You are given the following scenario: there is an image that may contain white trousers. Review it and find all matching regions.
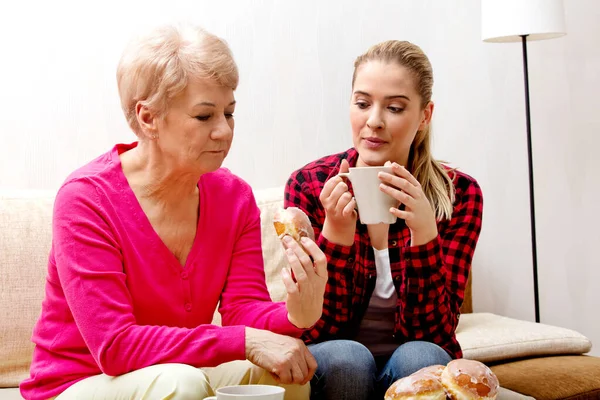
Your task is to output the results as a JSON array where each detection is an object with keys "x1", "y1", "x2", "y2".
[{"x1": 53, "y1": 360, "x2": 310, "y2": 400}]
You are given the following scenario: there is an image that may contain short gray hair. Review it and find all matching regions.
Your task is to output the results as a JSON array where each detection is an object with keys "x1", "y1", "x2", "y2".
[{"x1": 117, "y1": 24, "x2": 239, "y2": 134}]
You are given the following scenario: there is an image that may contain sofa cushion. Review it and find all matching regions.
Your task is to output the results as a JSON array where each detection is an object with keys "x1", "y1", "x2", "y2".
[
  {"x1": 0, "y1": 190, "x2": 55, "y2": 388},
  {"x1": 456, "y1": 313, "x2": 592, "y2": 363},
  {"x1": 254, "y1": 187, "x2": 288, "y2": 303},
  {"x1": 490, "y1": 355, "x2": 600, "y2": 400}
]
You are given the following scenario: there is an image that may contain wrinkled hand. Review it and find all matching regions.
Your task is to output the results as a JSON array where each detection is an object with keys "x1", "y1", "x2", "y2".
[
  {"x1": 245, "y1": 327, "x2": 317, "y2": 384},
  {"x1": 378, "y1": 162, "x2": 438, "y2": 246},
  {"x1": 281, "y1": 236, "x2": 327, "y2": 329},
  {"x1": 320, "y1": 159, "x2": 357, "y2": 246}
]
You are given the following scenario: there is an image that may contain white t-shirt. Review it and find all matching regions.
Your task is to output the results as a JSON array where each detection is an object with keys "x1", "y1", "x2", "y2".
[{"x1": 369, "y1": 247, "x2": 398, "y2": 308}]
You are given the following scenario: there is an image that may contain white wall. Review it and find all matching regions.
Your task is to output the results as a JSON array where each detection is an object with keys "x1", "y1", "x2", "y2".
[{"x1": 0, "y1": 0, "x2": 598, "y2": 356}]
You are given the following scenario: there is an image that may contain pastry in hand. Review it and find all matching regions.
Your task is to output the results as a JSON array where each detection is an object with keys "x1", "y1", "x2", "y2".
[{"x1": 273, "y1": 207, "x2": 315, "y2": 244}]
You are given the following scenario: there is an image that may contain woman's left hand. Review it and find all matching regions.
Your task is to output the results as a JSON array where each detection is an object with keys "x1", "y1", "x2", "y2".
[
  {"x1": 281, "y1": 236, "x2": 327, "y2": 329},
  {"x1": 378, "y1": 162, "x2": 438, "y2": 246}
]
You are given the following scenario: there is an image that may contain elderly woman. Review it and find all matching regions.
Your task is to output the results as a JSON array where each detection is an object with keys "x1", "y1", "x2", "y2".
[{"x1": 19, "y1": 24, "x2": 326, "y2": 400}]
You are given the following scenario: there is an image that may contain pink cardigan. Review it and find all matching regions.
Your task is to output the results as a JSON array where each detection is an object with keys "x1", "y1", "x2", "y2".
[{"x1": 20, "y1": 143, "x2": 302, "y2": 400}]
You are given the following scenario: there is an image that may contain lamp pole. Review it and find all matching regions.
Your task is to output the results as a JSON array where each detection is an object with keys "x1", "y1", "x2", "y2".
[{"x1": 521, "y1": 34, "x2": 540, "y2": 324}]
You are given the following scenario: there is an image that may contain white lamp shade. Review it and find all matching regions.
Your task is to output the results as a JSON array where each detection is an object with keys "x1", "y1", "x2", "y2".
[{"x1": 482, "y1": 0, "x2": 567, "y2": 42}]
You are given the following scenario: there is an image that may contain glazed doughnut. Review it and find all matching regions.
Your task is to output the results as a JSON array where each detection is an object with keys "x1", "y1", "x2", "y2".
[
  {"x1": 273, "y1": 207, "x2": 315, "y2": 243},
  {"x1": 418, "y1": 364, "x2": 445, "y2": 379},
  {"x1": 384, "y1": 365, "x2": 447, "y2": 400},
  {"x1": 441, "y1": 359, "x2": 499, "y2": 400}
]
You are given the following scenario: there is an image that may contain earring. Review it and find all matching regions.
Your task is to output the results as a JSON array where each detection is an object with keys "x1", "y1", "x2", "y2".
[{"x1": 151, "y1": 134, "x2": 158, "y2": 140}]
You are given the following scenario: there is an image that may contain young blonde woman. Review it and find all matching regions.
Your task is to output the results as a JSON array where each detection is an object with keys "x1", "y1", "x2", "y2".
[{"x1": 284, "y1": 41, "x2": 484, "y2": 399}]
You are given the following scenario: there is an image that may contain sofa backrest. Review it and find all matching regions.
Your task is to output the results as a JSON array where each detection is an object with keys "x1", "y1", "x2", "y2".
[
  {"x1": 0, "y1": 190, "x2": 55, "y2": 388},
  {"x1": 0, "y1": 187, "x2": 472, "y2": 388}
]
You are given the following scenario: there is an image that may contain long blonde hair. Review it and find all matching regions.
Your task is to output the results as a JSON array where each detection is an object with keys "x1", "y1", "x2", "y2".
[{"x1": 353, "y1": 40, "x2": 455, "y2": 220}]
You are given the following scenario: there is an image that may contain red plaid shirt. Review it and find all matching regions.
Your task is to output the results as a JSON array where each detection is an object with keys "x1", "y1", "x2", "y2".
[{"x1": 284, "y1": 148, "x2": 483, "y2": 359}]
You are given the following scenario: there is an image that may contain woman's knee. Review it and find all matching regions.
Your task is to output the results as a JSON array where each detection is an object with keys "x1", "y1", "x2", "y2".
[
  {"x1": 398, "y1": 341, "x2": 452, "y2": 363},
  {"x1": 388, "y1": 341, "x2": 452, "y2": 377},
  {"x1": 309, "y1": 340, "x2": 376, "y2": 399},
  {"x1": 154, "y1": 363, "x2": 212, "y2": 399},
  {"x1": 55, "y1": 363, "x2": 212, "y2": 400},
  {"x1": 311, "y1": 340, "x2": 376, "y2": 377}
]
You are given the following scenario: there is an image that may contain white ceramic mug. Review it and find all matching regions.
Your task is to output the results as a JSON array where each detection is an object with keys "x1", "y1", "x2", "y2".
[
  {"x1": 206, "y1": 384, "x2": 285, "y2": 400},
  {"x1": 338, "y1": 166, "x2": 398, "y2": 224}
]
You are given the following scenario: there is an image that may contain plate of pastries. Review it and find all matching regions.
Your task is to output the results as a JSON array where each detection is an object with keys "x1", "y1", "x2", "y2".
[{"x1": 385, "y1": 359, "x2": 500, "y2": 400}]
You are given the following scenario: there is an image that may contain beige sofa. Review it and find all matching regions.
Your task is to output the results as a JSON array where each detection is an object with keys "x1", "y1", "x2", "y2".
[{"x1": 1, "y1": 188, "x2": 599, "y2": 400}]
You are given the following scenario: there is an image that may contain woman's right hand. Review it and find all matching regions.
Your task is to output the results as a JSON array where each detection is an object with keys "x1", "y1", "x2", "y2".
[
  {"x1": 245, "y1": 327, "x2": 317, "y2": 385},
  {"x1": 320, "y1": 159, "x2": 357, "y2": 246}
]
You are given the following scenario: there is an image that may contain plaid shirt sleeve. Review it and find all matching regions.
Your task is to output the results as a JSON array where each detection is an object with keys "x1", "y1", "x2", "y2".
[
  {"x1": 284, "y1": 164, "x2": 356, "y2": 342},
  {"x1": 397, "y1": 173, "x2": 483, "y2": 346}
]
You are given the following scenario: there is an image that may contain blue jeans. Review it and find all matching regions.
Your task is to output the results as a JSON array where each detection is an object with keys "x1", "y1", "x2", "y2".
[{"x1": 308, "y1": 340, "x2": 452, "y2": 400}]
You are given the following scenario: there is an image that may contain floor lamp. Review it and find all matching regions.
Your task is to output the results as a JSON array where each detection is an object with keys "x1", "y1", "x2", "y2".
[{"x1": 481, "y1": 0, "x2": 566, "y2": 323}]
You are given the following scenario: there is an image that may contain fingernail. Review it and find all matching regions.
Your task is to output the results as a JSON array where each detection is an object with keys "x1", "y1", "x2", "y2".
[
  {"x1": 300, "y1": 237, "x2": 309, "y2": 244},
  {"x1": 283, "y1": 236, "x2": 293, "y2": 244}
]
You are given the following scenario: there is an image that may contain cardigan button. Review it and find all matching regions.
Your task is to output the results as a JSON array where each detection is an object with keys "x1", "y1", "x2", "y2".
[
  {"x1": 391, "y1": 240, "x2": 398, "y2": 247},
  {"x1": 347, "y1": 257, "x2": 354, "y2": 264},
  {"x1": 184, "y1": 303, "x2": 192, "y2": 312}
]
